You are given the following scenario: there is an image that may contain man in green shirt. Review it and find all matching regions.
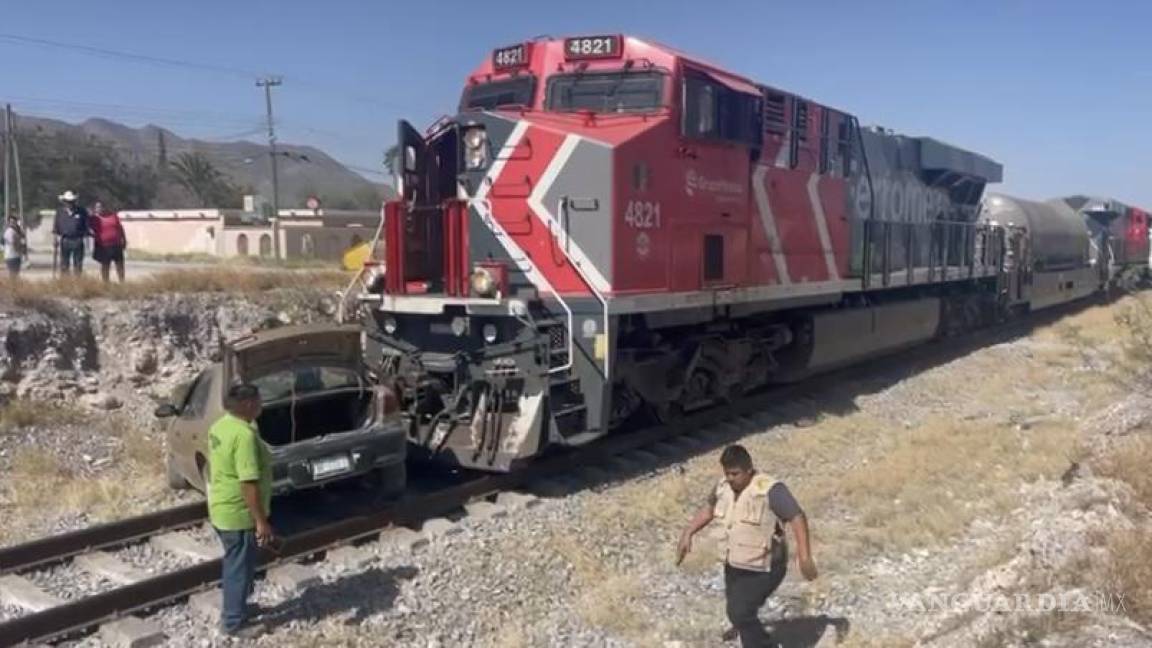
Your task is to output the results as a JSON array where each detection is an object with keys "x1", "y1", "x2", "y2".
[{"x1": 208, "y1": 384, "x2": 276, "y2": 637}]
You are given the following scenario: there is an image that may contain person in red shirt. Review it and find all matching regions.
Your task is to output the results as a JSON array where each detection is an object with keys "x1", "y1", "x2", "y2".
[{"x1": 88, "y1": 201, "x2": 127, "y2": 283}]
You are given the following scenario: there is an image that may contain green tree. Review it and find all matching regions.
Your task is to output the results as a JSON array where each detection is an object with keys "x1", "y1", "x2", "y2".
[
  {"x1": 383, "y1": 144, "x2": 400, "y2": 176},
  {"x1": 169, "y1": 152, "x2": 224, "y2": 207},
  {"x1": 9, "y1": 127, "x2": 159, "y2": 211}
]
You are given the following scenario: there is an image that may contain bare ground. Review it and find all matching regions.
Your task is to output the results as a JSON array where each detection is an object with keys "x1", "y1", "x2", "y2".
[{"x1": 259, "y1": 296, "x2": 1152, "y2": 647}]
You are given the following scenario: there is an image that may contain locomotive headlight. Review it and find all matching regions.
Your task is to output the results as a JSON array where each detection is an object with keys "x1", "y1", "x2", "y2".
[
  {"x1": 382, "y1": 315, "x2": 398, "y2": 335},
  {"x1": 470, "y1": 266, "x2": 497, "y2": 297},
  {"x1": 450, "y1": 316, "x2": 468, "y2": 337},
  {"x1": 463, "y1": 126, "x2": 489, "y2": 169},
  {"x1": 482, "y1": 323, "x2": 498, "y2": 344}
]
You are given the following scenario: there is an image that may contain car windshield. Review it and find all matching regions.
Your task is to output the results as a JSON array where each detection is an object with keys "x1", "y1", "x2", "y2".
[
  {"x1": 250, "y1": 366, "x2": 363, "y2": 402},
  {"x1": 545, "y1": 71, "x2": 666, "y2": 113},
  {"x1": 461, "y1": 76, "x2": 536, "y2": 110}
]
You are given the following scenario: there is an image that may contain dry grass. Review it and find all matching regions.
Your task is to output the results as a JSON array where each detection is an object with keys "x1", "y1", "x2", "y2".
[
  {"x1": 549, "y1": 534, "x2": 649, "y2": 637},
  {"x1": 1095, "y1": 433, "x2": 1152, "y2": 505},
  {"x1": 0, "y1": 268, "x2": 346, "y2": 304},
  {"x1": 127, "y1": 249, "x2": 339, "y2": 269},
  {"x1": 0, "y1": 419, "x2": 168, "y2": 546},
  {"x1": 0, "y1": 400, "x2": 89, "y2": 432},
  {"x1": 1102, "y1": 529, "x2": 1152, "y2": 626}
]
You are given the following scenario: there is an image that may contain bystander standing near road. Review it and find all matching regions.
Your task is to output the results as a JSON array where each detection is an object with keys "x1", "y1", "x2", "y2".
[
  {"x1": 3, "y1": 215, "x2": 26, "y2": 280},
  {"x1": 208, "y1": 383, "x2": 277, "y2": 638},
  {"x1": 53, "y1": 190, "x2": 89, "y2": 276},
  {"x1": 88, "y1": 200, "x2": 127, "y2": 283}
]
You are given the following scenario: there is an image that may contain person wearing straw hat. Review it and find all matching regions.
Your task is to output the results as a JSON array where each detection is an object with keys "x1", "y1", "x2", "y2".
[{"x1": 53, "y1": 190, "x2": 90, "y2": 276}]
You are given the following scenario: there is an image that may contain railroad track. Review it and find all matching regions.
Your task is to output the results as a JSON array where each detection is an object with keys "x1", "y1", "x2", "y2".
[{"x1": 0, "y1": 301, "x2": 1089, "y2": 646}]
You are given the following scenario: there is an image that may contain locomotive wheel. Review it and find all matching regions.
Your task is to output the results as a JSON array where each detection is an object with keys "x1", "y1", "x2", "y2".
[{"x1": 648, "y1": 400, "x2": 684, "y2": 425}]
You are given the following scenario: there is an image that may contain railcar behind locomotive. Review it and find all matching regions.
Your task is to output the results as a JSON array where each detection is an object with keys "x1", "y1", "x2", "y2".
[{"x1": 352, "y1": 34, "x2": 1136, "y2": 472}]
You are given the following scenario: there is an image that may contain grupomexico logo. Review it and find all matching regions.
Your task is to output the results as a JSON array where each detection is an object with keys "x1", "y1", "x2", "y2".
[{"x1": 685, "y1": 169, "x2": 744, "y2": 198}]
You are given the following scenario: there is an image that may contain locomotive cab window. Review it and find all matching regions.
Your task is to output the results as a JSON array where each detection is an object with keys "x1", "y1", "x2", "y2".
[
  {"x1": 545, "y1": 71, "x2": 665, "y2": 113},
  {"x1": 681, "y1": 73, "x2": 761, "y2": 146},
  {"x1": 461, "y1": 76, "x2": 537, "y2": 111}
]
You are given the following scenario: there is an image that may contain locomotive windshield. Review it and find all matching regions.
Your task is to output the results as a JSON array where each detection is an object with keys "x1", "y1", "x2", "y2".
[
  {"x1": 545, "y1": 71, "x2": 665, "y2": 113},
  {"x1": 461, "y1": 76, "x2": 536, "y2": 110}
]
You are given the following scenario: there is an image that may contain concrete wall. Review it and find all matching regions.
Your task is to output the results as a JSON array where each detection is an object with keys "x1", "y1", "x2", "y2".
[
  {"x1": 281, "y1": 224, "x2": 372, "y2": 260},
  {"x1": 121, "y1": 218, "x2": 222, "y2": 255}
]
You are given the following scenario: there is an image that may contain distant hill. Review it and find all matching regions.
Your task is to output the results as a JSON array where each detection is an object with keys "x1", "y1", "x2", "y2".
[{"x1": 11, "y1": 114, "x2": 395, "y2": 210}]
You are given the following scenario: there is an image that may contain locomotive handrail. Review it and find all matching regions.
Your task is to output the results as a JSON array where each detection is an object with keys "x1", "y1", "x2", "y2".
[
  {"x1": 338, "y1": 202, "x2": 389, "y2": 323},
  {"x1": 556, "y1": 197, "x2": 611, "y2": 383}
]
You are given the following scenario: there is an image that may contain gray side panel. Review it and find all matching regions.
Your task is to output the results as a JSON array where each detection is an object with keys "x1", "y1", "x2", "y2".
[
  {"x1": 807, "y1": 299, "x2": 941, "y2": 372},
  {"x1": 856, "y1": 129, "x2": 955, "y2": 224},
  {"x1": 918, "y1": 137, "x2": 1003, "y2": 183},
  {"x1": 540, "y1": 138, "x2": 614, "y2": 285}
]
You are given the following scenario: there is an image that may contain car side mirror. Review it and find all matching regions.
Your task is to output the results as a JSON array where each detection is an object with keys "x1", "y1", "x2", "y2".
[{"x1": 154, "y1": 403, "x2": 178, "y2": 418}]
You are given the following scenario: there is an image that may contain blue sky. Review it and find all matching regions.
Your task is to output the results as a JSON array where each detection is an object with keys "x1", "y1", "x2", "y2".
[{"x1": 1, "y1": 1, "x2": 1149, "y2": 205}]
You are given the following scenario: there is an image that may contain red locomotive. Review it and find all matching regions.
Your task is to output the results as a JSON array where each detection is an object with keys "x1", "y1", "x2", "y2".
[{"x1": 352, "y1": 35, "x2": 1143, "y2": 472}]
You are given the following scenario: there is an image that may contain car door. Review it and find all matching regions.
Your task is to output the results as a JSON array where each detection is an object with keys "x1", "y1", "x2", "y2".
[{"x1": 165, "y1": 368, "x2": 215, "y2": 483}]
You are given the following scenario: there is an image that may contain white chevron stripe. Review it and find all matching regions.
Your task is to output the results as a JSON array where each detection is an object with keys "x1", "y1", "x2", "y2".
[
  {"x1": 469, "y1": 122, "x2": 556, "y2": 295},
  {"x1": 752, "y1": 165, "x2": 791, "y2": 284},
  {"x1": 525, "y1": 134, "x2": 611, "y2": 294},
  {"x1": 806, "y1": 173, "x2": 839, "y2": 280}
]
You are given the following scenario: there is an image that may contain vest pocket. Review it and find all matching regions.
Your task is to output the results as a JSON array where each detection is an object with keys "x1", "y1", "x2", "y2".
[
  {"x1": 728, "y1": 536, "x2": 770, "y2": 567},
  {"x1": 739, "y1": 494, "x2": 766, "y2": 524}
]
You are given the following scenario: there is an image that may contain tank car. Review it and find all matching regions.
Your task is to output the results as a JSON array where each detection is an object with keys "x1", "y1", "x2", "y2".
[
  {"x1": 353, "y1": 35, "x2": 1038, "y2": 472},
  {"x1": 978, "y1": 194, "x2": 1097, "y2": 311}
]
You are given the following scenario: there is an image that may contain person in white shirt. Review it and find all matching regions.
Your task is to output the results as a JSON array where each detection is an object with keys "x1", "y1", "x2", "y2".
[{"x1": 3, "y1": 216, "x2": 25, "y2": 280}]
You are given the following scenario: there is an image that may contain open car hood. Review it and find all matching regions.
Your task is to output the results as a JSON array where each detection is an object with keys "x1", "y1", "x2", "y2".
[{"x1": 226, "y1": 323, "x2": 363, "y2": 383}]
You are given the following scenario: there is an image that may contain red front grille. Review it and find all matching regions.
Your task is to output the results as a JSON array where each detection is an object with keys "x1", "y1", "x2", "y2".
[{"x1": 383, "y1": 199, "x2": 469, "y2": 296}]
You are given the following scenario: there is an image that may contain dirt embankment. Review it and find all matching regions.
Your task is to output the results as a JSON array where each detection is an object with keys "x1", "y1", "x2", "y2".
[{"x1": 0, "y1": 287, "x2": 338, "y2": 546}]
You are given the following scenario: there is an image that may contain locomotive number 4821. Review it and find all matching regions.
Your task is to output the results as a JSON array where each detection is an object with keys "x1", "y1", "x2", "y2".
[{"x1": 624, "y1": 200, "x2": 662, "y2": 229}]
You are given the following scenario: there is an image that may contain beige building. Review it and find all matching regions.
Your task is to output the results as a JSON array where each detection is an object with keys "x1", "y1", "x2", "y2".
[{"x1": 114, "y1": 208, "x2": 380, "y2": 261}]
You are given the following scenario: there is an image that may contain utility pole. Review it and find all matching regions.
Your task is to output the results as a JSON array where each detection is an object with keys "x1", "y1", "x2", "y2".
[
  {"x1": 11, "y1": 109, "x2": 23, "y2": 230},
  {"x1": 3, "y1": 104, "x2": 10, "y2": 224},
  {"x1": 257, "y1": 77, "x2": 283, "y2": 259},
  {"x1": 157, "y1": 130, "x2": 167, "y2": 169}
]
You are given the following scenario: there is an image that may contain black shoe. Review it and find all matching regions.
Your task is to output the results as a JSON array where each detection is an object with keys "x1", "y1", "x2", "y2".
[{"x1": 222, "y1": 620, "x2": 266, "y2": 639}]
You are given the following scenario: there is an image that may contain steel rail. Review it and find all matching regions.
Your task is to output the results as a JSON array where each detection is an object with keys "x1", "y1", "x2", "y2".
[
  {"x1": 0, "y1": 298, "x2": 1095, "y2": 646},
  {"x1": 0, "y1": 502, "x2": 207, "y2": 575},
  {"x1": 0, "y1": 383, "x2": 788, "y2": 646}
]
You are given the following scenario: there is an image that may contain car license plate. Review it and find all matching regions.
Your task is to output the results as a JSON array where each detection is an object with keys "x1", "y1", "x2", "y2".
[{"x1": 311, "y1": 454, "x2": 352, "y2": 479}]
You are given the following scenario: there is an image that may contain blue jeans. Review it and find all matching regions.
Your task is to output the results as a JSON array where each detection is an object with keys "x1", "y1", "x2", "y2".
[
  {"x1": 59, "y1": 238, "x2": 84, "y2": 274},
  {"x1": 216, "y1": 528, "x2": 258, "y2": 631}
]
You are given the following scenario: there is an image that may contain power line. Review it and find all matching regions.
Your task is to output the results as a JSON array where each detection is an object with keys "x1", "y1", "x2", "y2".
[
  {"x1": 0, "y1": 32, "x2": 409, "y2": 112},
  {"x1": 0, "y1": 32, "x2": 265, "y2": 80}
]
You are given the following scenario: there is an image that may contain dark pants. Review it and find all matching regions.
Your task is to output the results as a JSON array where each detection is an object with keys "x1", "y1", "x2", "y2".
[
  {"x1": 59, "y1": 238, "x2": 84, "y2": 274},
  {"x1": 5, "y1": 257, "x2": 20, "y2": 279},
  {"x1": 216, "y1": 528, "x2": 258, "y2": 631},
  {"x1": 94, "y1": 245, "x2": 125, "y2": 282},
  {"x1": 725, "y1": 555, "x2": 787, "y2": 647}
]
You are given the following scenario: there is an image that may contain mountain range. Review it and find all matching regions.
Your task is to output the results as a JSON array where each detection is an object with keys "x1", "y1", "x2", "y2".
[{"x1": 11, "y1": 114, "x2": 395, "y2": 209}]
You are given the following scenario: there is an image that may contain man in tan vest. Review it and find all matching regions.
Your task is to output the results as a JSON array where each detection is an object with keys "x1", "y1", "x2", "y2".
[{"x1": 677, "y1": 444, "x2": 817, "y2": 647}]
